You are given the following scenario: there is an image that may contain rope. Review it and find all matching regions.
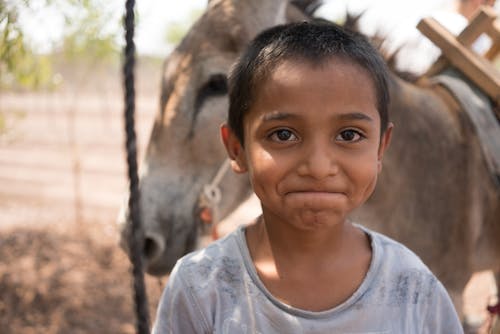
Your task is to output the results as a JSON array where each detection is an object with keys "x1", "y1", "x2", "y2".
[
  {"x1": 123, "y1": 0, "x2": 150, "y2": 333},
  {"x1": 199, "y1": 159, "x2": 231, "y2": 239}
]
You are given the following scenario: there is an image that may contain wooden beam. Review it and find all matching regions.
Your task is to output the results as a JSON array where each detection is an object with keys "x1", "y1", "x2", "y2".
[
  {"x1": 423, "y1": 6, "x2": 497, "y2": 76},
  {"x1": 485, "y1": 20, "x2": 500, "y2": 60},
  {"x1": 418, "y1": 17, "x2": 500, "y2": 105},
  {"x1": 458, "y1": 5, "x2": 497, "y2": 47}
]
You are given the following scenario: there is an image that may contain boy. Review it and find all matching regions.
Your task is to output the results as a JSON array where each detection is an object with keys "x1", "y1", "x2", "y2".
[{"x1": 152, "y1": 21, "x2": 463, "y2": 333}]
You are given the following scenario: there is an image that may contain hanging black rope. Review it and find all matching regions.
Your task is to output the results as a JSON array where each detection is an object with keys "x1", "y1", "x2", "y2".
[{"x1": 123, "y1": 0, "x2": 150, "y2": 333}]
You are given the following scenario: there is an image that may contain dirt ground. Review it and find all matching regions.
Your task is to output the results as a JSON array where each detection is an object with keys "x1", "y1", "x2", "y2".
[{"x1": 0, "y1": 222, "x2": 165, "y2": 334}]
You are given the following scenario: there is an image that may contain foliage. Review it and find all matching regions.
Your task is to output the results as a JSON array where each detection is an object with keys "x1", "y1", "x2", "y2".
[
  {"x1": 0, "y1": 0, "x2": 53, "y2": 89},
  {"x1": 0, "y1": 0, "x2": 121, "y2": 90},
  {"x1": 58, "y1": 1, "x2": 120, "y2": 64}
]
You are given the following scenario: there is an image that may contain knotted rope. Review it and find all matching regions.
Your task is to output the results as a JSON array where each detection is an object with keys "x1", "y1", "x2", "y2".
[{"x1": 123, "y1": 0, "x2": 150, "y2": 332}]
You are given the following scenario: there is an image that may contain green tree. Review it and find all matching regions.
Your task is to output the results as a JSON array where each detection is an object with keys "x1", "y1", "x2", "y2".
[
  {"x1": 0, "y1": 0, "x2": 52, "y2": 89},
  {"x1": 0, "y1": 0, "x2": 121, "y2": 90},
  {"x1": 58, "y1": 1, "x2": 120, "y2": 64}
]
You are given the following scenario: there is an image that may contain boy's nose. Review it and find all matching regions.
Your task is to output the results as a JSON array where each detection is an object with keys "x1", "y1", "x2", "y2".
[{"x1": 297, "y1": 144, "x2": 338, "y2": 179}]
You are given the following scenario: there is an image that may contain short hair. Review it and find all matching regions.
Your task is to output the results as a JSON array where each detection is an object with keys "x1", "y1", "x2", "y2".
[{"x1": 228, "y1": 20, "x2": 391, "y2": 145}]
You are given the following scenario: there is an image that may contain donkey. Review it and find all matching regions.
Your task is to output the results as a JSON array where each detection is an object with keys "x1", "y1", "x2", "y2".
[{"x1": 118, "y1": 0, "x2": 500, "y2": 326}]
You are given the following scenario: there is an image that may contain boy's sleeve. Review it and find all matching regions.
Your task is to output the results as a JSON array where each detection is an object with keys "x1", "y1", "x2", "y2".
[
  {"x1": 152, "y1": 262, "x2": 210, "y2": 334},
  {"x1": 421, "y1": 280, "x2": 464, "y2": 334}
]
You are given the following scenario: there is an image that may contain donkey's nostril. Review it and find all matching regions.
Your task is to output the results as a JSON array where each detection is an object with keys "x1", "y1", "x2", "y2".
[
  {"x1": 143, "y1": 235, "x2": 164, "y2": 263},
  {"x1": 144, "y1": 237, "x2": 157, "y2": 259}
]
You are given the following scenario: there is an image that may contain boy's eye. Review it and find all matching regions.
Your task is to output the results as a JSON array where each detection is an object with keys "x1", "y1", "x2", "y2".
[
  {"x1": 269, "y1": 129, "x2": 297, "y2": 142},
  {"x1": 336, "y1": 129, "x2": 363, "y2": 142}
]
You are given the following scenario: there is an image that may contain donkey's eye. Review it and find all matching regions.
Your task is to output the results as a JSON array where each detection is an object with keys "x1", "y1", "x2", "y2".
[
  {"x1": 189, "y1": 73, "x2": 228, "y2": 138},
  {"x1": 194, "y1": 73, "x2": 228, "y2": 113},
  {"x1": 336, "y1": 129, "x2": 363, "y2": 142},
  {"x1": 204, "y1": 73, "x2": 228, "y2": 95},
  {"x1": 269, "y1": 129, "x2": 297, "y2": 142}
]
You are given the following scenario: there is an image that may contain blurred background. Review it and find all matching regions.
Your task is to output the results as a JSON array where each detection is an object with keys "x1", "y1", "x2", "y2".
[{"x1": 0, "y1": 0, "x2": 497, "y2": 333}]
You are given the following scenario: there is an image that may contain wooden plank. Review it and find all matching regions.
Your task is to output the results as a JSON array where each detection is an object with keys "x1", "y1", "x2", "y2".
[
  {"x1": 485, "y1": 43, "x2": 500, "y2": 60},
  {"x1": 485, "y1": 20, "x2": 500, "y2": 60},
  {"x1": 486, "y1": 19, "x2": 500, "y2": 40},
  {"x1": 456, "y1": 5, "x2": 497, "y2": 47},
  {"x1": 418, "y1": 17, "x2": 500, "y2": 105},
  {"x1": 423, "y1": 6, "x2": 497, "y2": 76}
]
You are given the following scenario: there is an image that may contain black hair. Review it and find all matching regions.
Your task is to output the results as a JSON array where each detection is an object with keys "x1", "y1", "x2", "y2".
[{"x1": 228, "y1": 20, "x2": 391, "y2": 144}]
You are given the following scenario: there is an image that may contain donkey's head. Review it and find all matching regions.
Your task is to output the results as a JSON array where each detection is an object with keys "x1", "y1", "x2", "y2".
[{"x1": 119, "y1": 0, "x2": 317, "y2": 276}]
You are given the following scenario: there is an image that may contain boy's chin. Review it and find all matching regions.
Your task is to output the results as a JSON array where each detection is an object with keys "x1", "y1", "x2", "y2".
[{"x1": 292, "y1": 209, "x2": 347, "y2": 230}]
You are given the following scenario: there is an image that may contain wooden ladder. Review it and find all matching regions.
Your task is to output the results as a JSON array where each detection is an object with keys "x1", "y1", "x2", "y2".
[{"x1": 417, "y1": 6, "x2": 500, "y2": 107}]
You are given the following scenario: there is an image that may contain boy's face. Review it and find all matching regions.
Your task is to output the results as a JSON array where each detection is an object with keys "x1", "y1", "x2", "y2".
[{"x1": 222, "y1": 58, "x2": 392, "y2": 230}]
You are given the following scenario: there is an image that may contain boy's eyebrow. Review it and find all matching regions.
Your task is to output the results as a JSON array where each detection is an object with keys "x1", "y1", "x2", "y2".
[
  {"x1": 337, "y1": 112, "x2": 374, "y2": 122},
  {"x1": 261, "y1": 111, "x2": 295, "y2": 122},
  {"x1": 261, "y1": 111, "x2": 374, "y2": 122}
]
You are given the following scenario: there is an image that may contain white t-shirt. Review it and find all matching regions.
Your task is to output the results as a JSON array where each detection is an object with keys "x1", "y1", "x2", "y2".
[{"x1": 152, "y1": 224, "x2": 463, "y2": 334}]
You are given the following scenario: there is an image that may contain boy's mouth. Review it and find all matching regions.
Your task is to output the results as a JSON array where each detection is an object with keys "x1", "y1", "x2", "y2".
[
  {"x1": 285, "y1": 190, "x2": 346, "y2": 197},
  {"x1": 283, "y1": 184, "x2": 346, "y2": 195},
  {"x1": 284, "y1": 190, "x2": 348, "y2": 209}
]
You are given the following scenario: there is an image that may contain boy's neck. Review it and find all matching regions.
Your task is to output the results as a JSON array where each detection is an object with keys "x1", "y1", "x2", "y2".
[{"x1": 245, "y1": 216, "x2": 373, "y2": 312}]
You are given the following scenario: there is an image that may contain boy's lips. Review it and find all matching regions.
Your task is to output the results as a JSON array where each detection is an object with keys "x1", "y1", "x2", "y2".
[
  {"x1": 283, "y1": 190, "x2": 348, "y2": 208},
  {"x1": 282, "y1": 184, "x2": 347, "y2": 195},
  {"x1": 278, "y1": 181, "x2": 349, "y2": 205},
  {"x1": 285, "y1": 190, "x2": 346, "y2": 197}
]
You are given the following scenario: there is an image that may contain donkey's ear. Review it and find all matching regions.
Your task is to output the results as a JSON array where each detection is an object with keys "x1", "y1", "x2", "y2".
[{"x1": 220, "y1": 124, "x2": 248, "y2": 173}]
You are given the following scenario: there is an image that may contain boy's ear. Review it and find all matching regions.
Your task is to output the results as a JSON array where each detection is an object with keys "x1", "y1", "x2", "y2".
[
  {"x1": 377, "y1": 122, "x2": 393, "y2": 173},
  {"x1": 220, "y1": 124, "x2": 248, "y2": 174}
]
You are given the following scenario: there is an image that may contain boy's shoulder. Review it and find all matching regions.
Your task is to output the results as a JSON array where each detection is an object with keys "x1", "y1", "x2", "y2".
[
  {"x1": 354, "y1": 225, "x2": 463, "y2": 333},
  {"x1": 361, "y1": 224, "x2": 440, "y2": 296},
  {"x1": 363, "y1": 224, "x2": 431, "y2": 271},
  {"x1": 171, "y1": 227, "x2": 247, "y2": 285}
]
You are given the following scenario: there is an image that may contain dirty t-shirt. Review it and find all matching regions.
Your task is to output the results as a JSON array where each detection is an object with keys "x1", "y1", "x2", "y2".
[{"x1": 152, "y1": 224, "x2": 463, "y2": 334}]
